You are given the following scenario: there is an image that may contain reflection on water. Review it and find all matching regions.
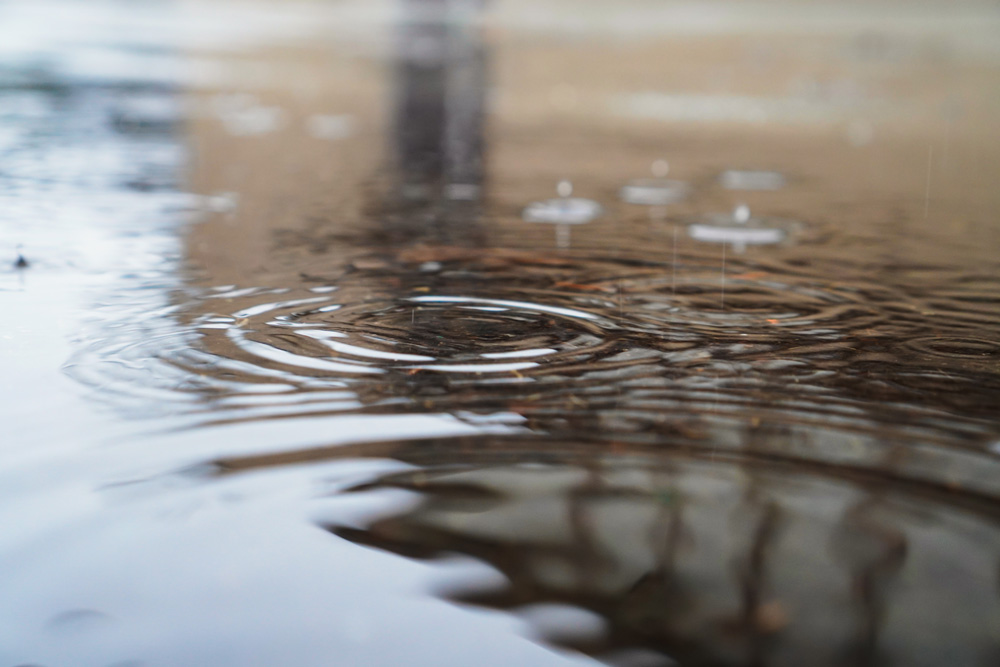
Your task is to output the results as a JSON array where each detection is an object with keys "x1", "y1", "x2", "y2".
[
  {"x1": 4, "y1": 0, "x2": 1000, "y2": 665},
  {"x1": 321, "y1": 448, "x2": 999, "y2": 666}
]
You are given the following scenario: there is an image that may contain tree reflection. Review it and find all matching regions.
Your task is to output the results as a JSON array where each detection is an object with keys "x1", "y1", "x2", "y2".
[{"x1": 317, "y1": 436, "x2": 999, "y2": 667}]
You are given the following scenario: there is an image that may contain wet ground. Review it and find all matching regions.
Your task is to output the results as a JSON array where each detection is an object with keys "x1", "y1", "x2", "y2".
[{"x1": 2, "y1": 1, "x2": 1000, "y2": 665}]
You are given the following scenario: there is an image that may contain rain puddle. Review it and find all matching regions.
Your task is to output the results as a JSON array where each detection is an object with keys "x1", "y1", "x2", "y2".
[{"x1": 2, "y1": 0, "x2": 1000, "y2": 666}]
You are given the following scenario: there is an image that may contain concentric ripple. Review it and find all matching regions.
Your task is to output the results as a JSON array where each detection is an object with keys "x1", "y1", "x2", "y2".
[
  {"x1": 904, "y1": 335, "x2": 1000, "y2": 360},
  {"x1": 67, "y1": 252, "x2": 1000, "y2": 454},
  {"x1": 223, "y1": 291, "x2": 617, "y2": 377},
  {"x1": 582, "y1": 266, "x2": 888, "y2": 343}
]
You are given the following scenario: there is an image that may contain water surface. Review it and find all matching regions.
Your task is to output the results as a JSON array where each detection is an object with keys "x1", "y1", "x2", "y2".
[{"x1": 2, "y1": 1, "x2": 1000, "y2": 665}]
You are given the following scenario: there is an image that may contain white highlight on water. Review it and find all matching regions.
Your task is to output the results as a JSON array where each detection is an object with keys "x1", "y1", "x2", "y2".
[
  {"x1": 688, "y1": 204, "x2": 786, "y2": 253},
  {"x1": 408, "y1": 295, "x2": 600, "y2": 321}
]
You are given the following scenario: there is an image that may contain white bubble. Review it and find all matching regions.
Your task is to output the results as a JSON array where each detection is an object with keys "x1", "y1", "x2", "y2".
[{"x1": 689, "y1": 223, "x2": 783, "y2": 246}]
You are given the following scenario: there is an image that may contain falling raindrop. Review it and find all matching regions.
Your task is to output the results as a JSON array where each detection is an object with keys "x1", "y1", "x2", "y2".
[
  {"x1": 523, "y1": 181, "x2": 602, "y2": 249},
  {"x1": 687, "y1": 204, "x2": 791, "y2": 253},
  {"x1": 619, "y1": 160, "x2": 690, "y2": 206}
]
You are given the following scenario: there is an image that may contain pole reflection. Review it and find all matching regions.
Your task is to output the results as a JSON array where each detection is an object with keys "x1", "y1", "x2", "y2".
[{"x1": 376, "y1": 0, "x2": 489, "y2": 244}]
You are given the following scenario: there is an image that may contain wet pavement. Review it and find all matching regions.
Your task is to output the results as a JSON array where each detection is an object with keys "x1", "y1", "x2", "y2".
[{"x1": 2, "y1": 1, "x2": 1000, "y2": 665}]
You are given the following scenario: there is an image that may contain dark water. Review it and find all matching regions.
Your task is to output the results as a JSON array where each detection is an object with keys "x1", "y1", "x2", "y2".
[{"x1": 2, "y1": 1, "x2": 1000, "y2": 666}]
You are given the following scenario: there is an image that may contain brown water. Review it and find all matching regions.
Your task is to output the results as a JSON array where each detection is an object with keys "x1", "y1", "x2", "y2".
[{"x1": 2, "y1": 1, "x2": 1000, "y2": 665}]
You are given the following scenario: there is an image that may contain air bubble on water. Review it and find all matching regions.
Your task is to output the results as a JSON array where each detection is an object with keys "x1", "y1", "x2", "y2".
[
  {"x1": 522, "y1": 197, "x2": 601, "y2": 225},
  {"x1": 523, "y1": 181, "x2": 602, "y2": 249},
  {"x1": 620, "y1": 161, "x2": 689, "y2": 206},
  {"x1": 688, "y1": 205, "x2": 790, "y2": 253},
  {"x1": 522, "y1": 183, "x2": 601, "y2": 226}
]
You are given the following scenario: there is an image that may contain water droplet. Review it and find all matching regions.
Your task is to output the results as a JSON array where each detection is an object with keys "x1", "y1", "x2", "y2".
[
  {"x1": 620, "y1": 161, "x2": 689, "y2": 206},
  {"x1": 523, "y1": 180, "x2": 602, "y2": 246},
  {"x1": 687, "y1": 207, "x2": 793, "y2": 253}
]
